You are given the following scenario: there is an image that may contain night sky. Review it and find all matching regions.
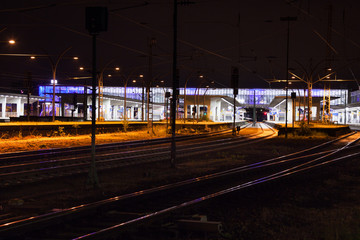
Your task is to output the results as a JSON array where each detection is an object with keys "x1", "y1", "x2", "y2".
[{"x1": 1, "y1": 0, "x2": 360, "y2": 93}]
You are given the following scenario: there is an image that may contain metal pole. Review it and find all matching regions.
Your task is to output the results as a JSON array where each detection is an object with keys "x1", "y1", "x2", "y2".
[
  {"x1": 141, "y1": 78, "x2": 144, "y2": 121},
  {"x1": 51, "y1": 47, "x2": 72, "y2": 122},
  {"x1": 233, "y1": 93, "x2": 236, "y2": 135},
  {"x1": 84, "y1": 78, "x2": 87, "y2": 121},
  {"x1": 292, "y1": 97, "x2": 295, "y2": 128},
  {"x1": 171, "y1": 0, "x2": 178, "y2": 168},
  {"x1": 124, "y1": 81, "x2": 127, "y2": 121},
  {"x1": 52, "y1": 70, "x2": 56, "y2": 121},
  {"x1": 27, "y1": 72, "x2": 32, "y2": 121},
  {"x1": 285, "y1": 19, "x2": 290, "y2": 138},
  {"x1": 344, "y1": 90, "x2": 347, "y2": 124},
  {"x1": 88, "y1": 33, "x2": 99, "y2": 187},
  {"x1": 280, "y1": 16, "x2": 297, "y2": 138},
  {"x1": 184, "y1": 83, "x2": 187, "y2": 123},
  {"x1": 253, "y1": 90, "x2": 256, "y2": 126},
  {"x1": 98, "y1": 73, "x2": 101, "y2": 120},
  {"x1": 166, "y1": 97, "x2": 169, "y2": 131}
]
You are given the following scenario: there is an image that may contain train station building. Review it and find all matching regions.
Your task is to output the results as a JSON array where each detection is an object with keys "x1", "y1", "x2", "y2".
[{"x1": 1, "y1": 85, "x2": 358, "y2": 125}]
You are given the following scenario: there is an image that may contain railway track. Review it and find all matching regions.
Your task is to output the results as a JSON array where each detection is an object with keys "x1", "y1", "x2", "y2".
[
  {"x1": 0, "y1": 127, "x2": 358, "y2": 239},
  {"x1": 0, "y1": 122, "x2": 270, "y2": 187}
]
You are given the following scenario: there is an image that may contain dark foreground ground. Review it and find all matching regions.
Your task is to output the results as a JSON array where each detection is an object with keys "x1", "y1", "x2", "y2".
[
  {"x1": 197, "y1": 155, "x2": 360, "y2": 240},
  {"x1": 121, "y1": 137, "x2": 360, "y2": 240},
  {"x1": 2, "y1": 136, "x2": 360, "y2": 240}
]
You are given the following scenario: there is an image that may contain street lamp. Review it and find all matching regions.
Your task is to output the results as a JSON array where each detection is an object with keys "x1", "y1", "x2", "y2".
[
  {"x1": 184, "y1": 72, "x2": 202, "y2": 123},
  {"x1": 280, "y1": 16, "x2": 297, "y2": 138},
  {"x1": 46, "y1": 46, "x2": 73, "y2": 121},
  {"x1": 98, "y1": 64, "x2": 119, "y2": 121},
  {"x1": 138, "y1": 74, "x2": 145, "y2": 122}
]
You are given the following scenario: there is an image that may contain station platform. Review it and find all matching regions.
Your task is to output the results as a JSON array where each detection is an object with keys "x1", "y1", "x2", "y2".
[
  {"x1": 266, "y1": 121, "x2": 351, "y2": 137},
  {"x1": 0, "y1": 120, "x2": 247, "y2": 138}
]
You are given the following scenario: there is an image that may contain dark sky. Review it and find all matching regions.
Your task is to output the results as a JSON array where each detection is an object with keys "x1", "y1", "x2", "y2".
[{"x1": 1, "y1": 0, "x2": 360, "y2": 93}]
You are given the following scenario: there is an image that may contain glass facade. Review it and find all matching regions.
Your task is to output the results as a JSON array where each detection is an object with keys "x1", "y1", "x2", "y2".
[
  {"x1": 351, "y1": 90, "x2": 360, "y2": 103},
  {"x1": 39, "y1": 85, "x2": 348, "y2": 106}
]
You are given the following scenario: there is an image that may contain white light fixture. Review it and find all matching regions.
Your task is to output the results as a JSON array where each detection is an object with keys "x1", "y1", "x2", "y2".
[{"x1": 51, "y1": 79, "x2": 58, "y2": 85}]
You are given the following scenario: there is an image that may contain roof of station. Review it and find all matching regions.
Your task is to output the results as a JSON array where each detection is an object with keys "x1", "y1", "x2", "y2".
[
  {"x1": 268, "y1": 96, "x2": 340, "y2": 108},
  {"x1": 0, "y1": 93, "x2": 43, "y2": 100}
]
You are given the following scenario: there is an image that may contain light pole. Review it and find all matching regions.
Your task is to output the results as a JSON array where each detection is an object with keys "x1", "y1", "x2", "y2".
[
  {"x1": 183, "y1": 72, "x2": 201, "y2": 123},
  {"x1": 49, "y1": 47, "x2": 72, "y2": 121},
  {"x1": 123, "y1": 77, "x2": 130, "y2": 122},
  {"x1": 231, "y1": 67, "x2": 239, "y2": 135},
  {"x1": 280, "y1": 16, "x2": 297, "y2": 138},
  {"x1": 98, "y1": 64, "x2": 119, "y2": 121},
  {"x1": 203, "y1": 86, "x2": 210, "y2": 119},
  {"x1": 132, "y1": 74, "x2": 145, "y2": 121},
  {"x1": 139, "y1": 74, "x2": 145, "y2": 122}
]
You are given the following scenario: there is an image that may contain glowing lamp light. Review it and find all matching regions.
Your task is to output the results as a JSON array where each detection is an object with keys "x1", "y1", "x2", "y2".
[
  {"x1": 51, "y1": 79, "x2": 58, "y2": 85},
  {"x1": 108, "y1": 74, "x2": 112, "y2": 77},
  {"x1": 132, "y1": 79, "x2": 136, "y2": 83},
  {"x1": 73, "y1": 56, "x2": 79, "y2": 60},
  {"x1": 79, "y1": 67, "x2": 84, "y2": 71},
  {"x1": 8, "y1": 39, "x2": 15, "y2": 44},
  {"x1": 115, "y1": 67, "x2": 120, "y2": 71},
  {"x1": 30, "y1": 56, "x2": 36, "y2": 59},
  {"x1": 139, "y1": 74, "x2": 144, "y2": 78}
]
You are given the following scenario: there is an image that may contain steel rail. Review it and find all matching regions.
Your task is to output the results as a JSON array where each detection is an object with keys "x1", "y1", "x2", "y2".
[
  {"x1": 0, "y1": 127, "x2": 356, "y2": 238},
  {"x1": 72, "y1": 136, "x2": 360, "y2": 240},
  {"x1": 0, "y1": 127, "x2": 239, "y2": 164},
  {"x1": 0, "y1": 124, "x2": 259, "y2": 186}
]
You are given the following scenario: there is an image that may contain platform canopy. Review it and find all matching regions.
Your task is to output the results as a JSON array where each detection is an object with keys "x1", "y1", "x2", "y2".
[{"x1": 268, "y1": 96, "x2": 340, "y2": 108}]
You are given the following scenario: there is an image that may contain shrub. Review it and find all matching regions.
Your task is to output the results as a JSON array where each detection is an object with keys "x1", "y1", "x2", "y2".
[
  {"x1": 122, "y1": 120, "x2": 129, "y2": 132},
  {"x1": 295, "y1": 121, "x2": 312, "y2": 136},
  {"x1": 72, "y1": 124, "x2": 80, "y2": 135}
]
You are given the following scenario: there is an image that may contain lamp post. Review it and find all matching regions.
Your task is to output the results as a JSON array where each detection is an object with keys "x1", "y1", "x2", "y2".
[
  {"x1": 183, "y1": 72, "x2": 201, "y2": 123},
  {"x1": 139, "y1": 74, "x2": 145, "y2": 121},
  {"x1": 98, "y1": 64, "x2": 119, "y2": 121},
  {"x1": 123, "y1": 77, "x2": 129, "y2": 122},
  {"x1": 49, "y1": 47, "x2": 72, "y2": 121},
  {"x1": 280, "y1": 16, "x2": 297, "y2": 138},
  {"x1": 130, "y1": 75, "x2": 145, "y2": 121},
  {"x1": 195, "y1": 83, "x2": 205, "y2": 122}
]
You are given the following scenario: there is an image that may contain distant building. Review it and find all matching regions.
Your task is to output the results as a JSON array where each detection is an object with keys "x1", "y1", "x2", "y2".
[
  {"x1": 0, "y1": 93, "x2": 42, "y2": 121},
  {"x1": 35, "y1": 85, "x2": 350, "y2": 124}
]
